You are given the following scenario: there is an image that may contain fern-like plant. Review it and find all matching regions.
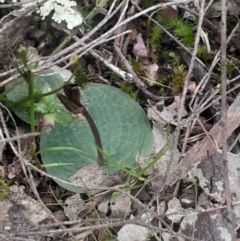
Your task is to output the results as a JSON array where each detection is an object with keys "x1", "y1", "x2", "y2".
[{"x1": 166, "y1": 19, "x2": 194, "y2": 46}]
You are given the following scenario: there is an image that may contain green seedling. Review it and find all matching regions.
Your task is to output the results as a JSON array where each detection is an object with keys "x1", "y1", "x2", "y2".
[
  {"x1": 197, "y1": 46, "x2": 212, "y2": 62},
  {"x1": 169, "y1": 52, "x2": 181, "y2": 66},
  {"x1": 142, "y1": 0, "x2": 154, "y2": 8},
  {"x1": 226, "y1": 59, "x2": 235, "y2": 77},
  {"x1": 132, "y1": 59, "x2": 142, "y2": 73},
  {"x1": 150, "y1": 25, "x2": 162, "y2": 52},
  {"x1": 75, "y1": 71, "x2": 90, "y2": 87},
  {"x1": 57, "y1": 85, "x2": 104, "y2": 166},
  {"x1": 119, "y1": 83, "x2": 136, "y2": 99},
  {"x1": 0, "y1": 179, "x2": 9, "y2": 201},
  {"x1": 171, "y1": 64, "x2": 186, "y2": 94},
  {"x1": 166, "y1": 18, "x2": 194, "y2": 46},
  {"x1": 212, "y1": 73, "x2": 221, "y2": 84}
]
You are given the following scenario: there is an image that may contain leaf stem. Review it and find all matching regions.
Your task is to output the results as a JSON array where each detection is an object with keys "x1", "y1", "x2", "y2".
[
  {"x1": 57, "y1": 86, "x2": 105, "y2": 166},
  {"x1": 80, "y1": 105, "x2": 105, "y2": 166}
]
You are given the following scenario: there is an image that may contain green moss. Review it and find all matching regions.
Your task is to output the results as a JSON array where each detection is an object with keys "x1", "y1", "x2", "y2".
[
  {"x1": 142, "y1": 0, "x2": 155, "y2": 9},
  {"x1": 171, "y1": 65, "x2": 186, "y2": 92},
  {"x1": 166, "y1": 18, "x2": 194, "y2": 46},
  {"x1": 0, "y1": 179, "x2": 9, "y2": 201},
  {"x1": 150, "y1": 53, "x2": 158, "y2": 62},
  {"x1": 169, "y1": 53, "x2": 181, "y2": 66},
  {"x1": 226, "y1": 60, "x2": 235, "y2": 77},
  {"x1": 111, "y1": 72, "x2": 121, "y2": 81},
  {"x1": 156, "y1": 78, "x2": 164, "y2": 84},
  {"x1": 197, "y1": 46, "x2": 212, "y2": 61},
  {"x1": 212, "y1": 73, "x2": 221, "y2": 84},
  {"x1": 156, "y1": 11, "x2": 169, "y2": 25},
  {"x1": 119, "y1": 83, "x2": 136, "y2": 99},
  {"x1": 75, "y1": 71, "x2": 90, "y2": 87},
  {"x1": 159, "y1": 87, "x2": 167, "y2": 96},
  {"x1": 150, "y1": 26, "x2": 162, "y2": 51},
  {"x1": 132, "y1": 59, "x2": 142, "y2": 73}
]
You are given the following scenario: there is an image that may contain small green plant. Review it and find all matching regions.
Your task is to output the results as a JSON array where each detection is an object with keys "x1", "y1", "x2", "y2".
[
  {"x1": 197, "y1": 46, "x2": 212, "y2": 61},
  {"x1": 213, "y1": 58, "x2": 238, "y2": 84},
  {"x1": 111, "y1": 72, "x2": 121, "y2": 81},
  {"x1": 0, "y1": 179, "x2": 9, "y2": 200},
  {"x1": 119, "y1": 83, "x2": 136, "y2": 99},
  {"x1": 75, "y1": 71, "x2": 90, "y2": 87},
  {"x1": 149, "y1": 25, "x2": 162, "y2": 61},
  {"x1": 169, "y1": 52, "x2": 181, "y2": 66},
  {"x1": 171, "y1": 64, "x2": 186, "y2": 94},
  {"x1": 158, "y1": 87, "x2": 167, "y2": 97},
  {"x1": 212, "y1": 73, "x2": 221, "y2": 84},
  {"x1": 167, "y1": 18, "x2": 194, "y2": 46},
  {"x1": 132, "y1": 59, "x2": 142, "y2": 73},
  {"x1": 142, "y1": 0, "x2": 155, "y2": 9},
  {"x1": 150, "y1": 26, "x2": 162, "y2": 51},
  {"x1": 156, "y1": 11, "x2": 169, "y2": 25},
  {"x1": 4, "y1": 46, "x2": 76, "y2": 128},
  {"x1": 226, "y1": 59, "x2": 235, "y2": 77}
]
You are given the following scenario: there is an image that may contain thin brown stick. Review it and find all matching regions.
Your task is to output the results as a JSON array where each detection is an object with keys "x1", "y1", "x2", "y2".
[
  {"x1": 0, "y1": 103, "x2": 58, "y2": 223},
  {"x1": 220, "y1": 0, "x2": 235, "y2": 238},
  {"x1": 81, "y1": 106, "x2": 105, "y2": 166},
  {"x1": 168, "y1": 0, "x2": 206, "y2": 188},
  {"x1": 0, "y1": 132, "x2": 40, "y2": 143},
  {"x1": 57, "y1": 86, "x2": 105, "y2": 166}
]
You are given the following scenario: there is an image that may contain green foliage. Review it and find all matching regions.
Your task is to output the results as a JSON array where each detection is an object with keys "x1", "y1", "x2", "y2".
[
  {"x1": 150, "y1": 26, "x2": 162, "y2": 52},
  {"x1": 111, "y1": 72, "x2": 121, "y2": 81},
  {"x1": 212, "y1": 73, "x2": 221, "y2": 84},
  {"x1": 156, "y1": 11, "x2": 168, "y2": 25},
  {"x1": 171, "y1": 65, "x2": 186, "y2": 92},
  {"x1": 119, "y1": 83, "x2": 136, "y2": 99},
  {"x1": 40, "y1": 83, "x2": 154, "y2": 192},
  {"x1": 156, "y1": 78, "x2": 163, "y2": 85},
  {"x1": 158, "y1": 88, "x2": 167, "y2": 96},
  {"x1": 169, "y1": 52, "x2": 181, "y2": 66},
  {"x1": 132, "y1": 59, "x2": 142, "y2": 73},
  {"x1": 197, "y1": 46, "x2": 212, "y2": 61},
  {"x1": 142, "y1": 0, "x2": 154, "y2": 9},
  {"x1": 75, "y1": 71, "x2": 90, "y2": 87},
  {"x1": 34, "y1": 93, "x2": 57, "y2": 114},
  {"x1": 167, "y1": 18, "x2": 194, "y2": 46},
  {"x1": 226, "y1": 60, "x2": 235, "y2": 77},
  {"x1": 0, "y1": 179, "x2": 9, "y2": 200},
  {"x1": 212, "y1": 58, "x2": 237, "y2": 84},
  {"x1": 151, "y1": 53, "x2": 158, "y2": 62},
  {"x1": 6, "y1": 68, "x2": 72, "y2": 126},
  {"x1": 150, "y1": 26, "x2": 162, "y2": 57}
]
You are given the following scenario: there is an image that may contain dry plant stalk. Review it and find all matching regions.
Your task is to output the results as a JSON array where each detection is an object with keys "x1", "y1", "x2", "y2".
[{"x1": 220, "y1": 0, "x2": 235, "y2": 238}]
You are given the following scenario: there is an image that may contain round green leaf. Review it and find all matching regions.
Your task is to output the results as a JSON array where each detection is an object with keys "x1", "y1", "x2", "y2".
[
  {"x1": 40, "y1": 83, "x2": 154, "y2": 192},
  {"x1": 6, "y1": 68, "x2": 70, "y2": 124}
]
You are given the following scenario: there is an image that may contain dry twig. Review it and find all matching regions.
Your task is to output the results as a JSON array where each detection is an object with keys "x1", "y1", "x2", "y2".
[{"x1": 220, "y1": 0, "x2": 235, "y2": 238}]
